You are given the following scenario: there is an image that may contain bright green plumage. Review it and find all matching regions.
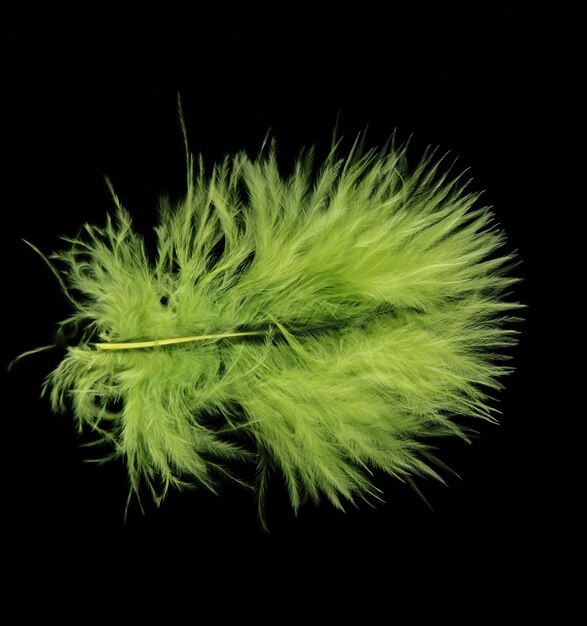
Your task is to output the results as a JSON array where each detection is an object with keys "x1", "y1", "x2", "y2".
[{"x1": 40, "y1": 124, "x2": 520, "y2": 518}]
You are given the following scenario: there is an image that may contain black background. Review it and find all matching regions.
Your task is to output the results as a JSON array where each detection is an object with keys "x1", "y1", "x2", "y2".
[{"x1": 2, "y1": 1, "x2": 578, "y2": 611}]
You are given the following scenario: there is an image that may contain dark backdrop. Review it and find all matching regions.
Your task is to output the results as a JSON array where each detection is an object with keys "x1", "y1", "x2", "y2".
[{"x1": 2, "y1": 1, "x2": 577, "y2": 612}]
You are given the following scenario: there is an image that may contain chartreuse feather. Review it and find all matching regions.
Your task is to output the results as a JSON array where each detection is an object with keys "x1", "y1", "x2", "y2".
[{"x1": 37, "y1": 127, "x2": 520, "y2": 517}]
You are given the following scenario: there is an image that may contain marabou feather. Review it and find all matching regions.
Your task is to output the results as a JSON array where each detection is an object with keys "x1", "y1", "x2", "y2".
[{"x1": 30, "y1": 115, "x2": 521, "y2": 518}]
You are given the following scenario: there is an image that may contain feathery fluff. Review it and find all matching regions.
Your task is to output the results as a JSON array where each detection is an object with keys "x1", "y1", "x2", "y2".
[{"x1": 36, "y1": 122, "x2": 520, "y2": 518}]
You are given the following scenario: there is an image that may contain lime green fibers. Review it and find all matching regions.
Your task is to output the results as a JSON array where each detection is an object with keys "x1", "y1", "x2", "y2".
[{"x1": 35, "y1": 125, "x2": 521, "y2": 518}]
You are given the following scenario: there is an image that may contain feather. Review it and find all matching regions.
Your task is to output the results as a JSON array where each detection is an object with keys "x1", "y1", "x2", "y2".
[{"x1": 25, "y1": 111, "x2": 521, "y2": 519}]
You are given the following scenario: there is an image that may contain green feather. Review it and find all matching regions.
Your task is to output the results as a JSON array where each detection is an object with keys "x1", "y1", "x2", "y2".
[{"x1": 32, "y1": 116, "x2": 521, "y2": 519}]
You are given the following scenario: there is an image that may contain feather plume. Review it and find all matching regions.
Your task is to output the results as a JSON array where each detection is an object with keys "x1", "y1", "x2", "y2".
[{"x1": 26, "y1": 111, "x2": 521, "y2": 519}]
